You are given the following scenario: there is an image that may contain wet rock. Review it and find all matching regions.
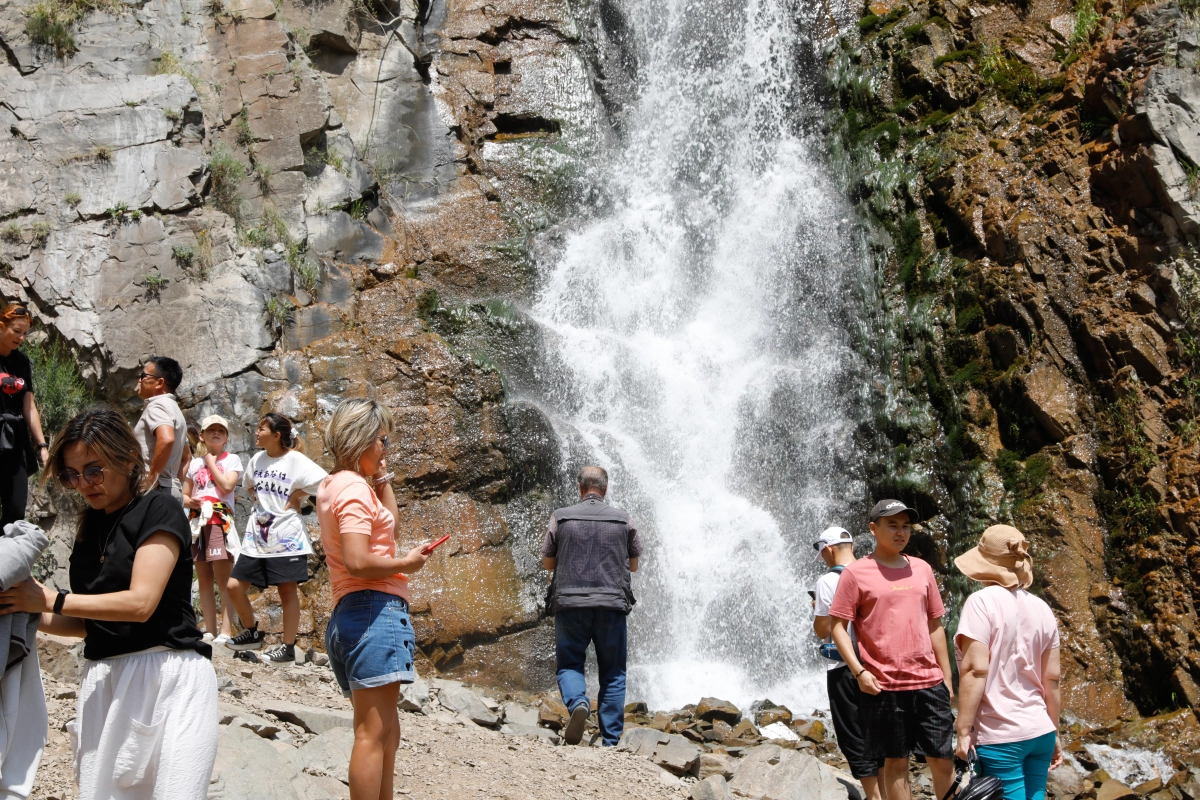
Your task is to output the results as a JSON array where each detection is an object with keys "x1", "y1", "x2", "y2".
[
  {"x1": 755, "y1": 707, "x2": 793, "y2": 727},
  {"x1": 1098, "y1": 780, "x2": 1137, "y2": 800},
  {"x1": 729, "y1": 719, "x2": 760, "y2": 740},
  {"x1": 691, "y1": 774, "x2": 734, "y2": 800},
  {"x1": 1022, "y1": 361, "x2": 1081, "y2": 441},
  {"x1": 793, "y1": 719, "x2": 827, "y2": 743},
  {"x1": 261, "y1": 700, "x2": 354, "y2": 735},
  {"x1": 1048, "y1": 759, "x2": 1085, "y2": 798},
  {"x1": 696, "y1": 698, "x2": 741, "y2": 725}
]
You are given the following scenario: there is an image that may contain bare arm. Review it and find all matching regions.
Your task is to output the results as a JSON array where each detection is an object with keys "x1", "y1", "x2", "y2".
[
  {"x1": 144, "y1": 424, "x2": 176, "y2": 489},
  {"x1": 814, "y1": 615, "x2": 832, "y2": 640},
  {"x1": 342, "y1": 534, "x2": 430, "y2": 579},
  {"x1": 1044, "y1": 646, "x2": 1063, "y2": 768},
  {"x1": 0, "y1": 532, "x2": 181, "y2": 626},
  {"x1": 176, "y1": 441, "x2": 191, "y2": 482},
  {"x1": 543, "y1": 557, "x2": 556, "y2": 570},
  {"x1": 630, "y1": 556, "x2": 639, "y2": 573},
  {"x1": 833, "y1": 617, "x2": 881, "y2": 694},
  {"x1": 22, "y1": 392, "x2": 48, "y2": 467},
  {"x1": 207, "y1": 462, "x2": 239, "y2": 495},
  {"x1": 929, "y1": 617, "x2": 955, "y2": 699},
  {"x1": 182, "y1": 476, "x2": 199, "y2": 509},
  {"x1": 954, "y1": 635, "x2": 990, "y2": 759}
]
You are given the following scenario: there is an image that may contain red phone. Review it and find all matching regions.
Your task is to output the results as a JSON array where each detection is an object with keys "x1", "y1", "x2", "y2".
[{"x1": 423, "y1": 534, "x2": 451, "y2": 555}]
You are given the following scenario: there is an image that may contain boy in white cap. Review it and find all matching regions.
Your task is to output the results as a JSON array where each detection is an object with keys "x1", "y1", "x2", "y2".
[
  {"x1": 830, "y1": 500, "x2": 955, "y2": 800},
  {"x1": 813, "y1": 526, "x2": 886, "y2": 800},
  {"x1": 183, "y1": 415, "x2": 243, "y2": 644}
]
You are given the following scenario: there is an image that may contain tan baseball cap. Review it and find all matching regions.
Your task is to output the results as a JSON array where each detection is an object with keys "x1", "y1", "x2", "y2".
[{"x1": 200, "y1": 414, "x2": 230, "y2": 432}]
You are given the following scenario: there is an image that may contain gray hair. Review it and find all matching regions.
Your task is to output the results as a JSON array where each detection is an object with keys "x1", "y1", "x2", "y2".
[
  {"x1": 325, "y1": 398, "x2": 394, "y2": 473},
  {"x1": 577, "y1": 465, "x2": 608, "y2": 494}
]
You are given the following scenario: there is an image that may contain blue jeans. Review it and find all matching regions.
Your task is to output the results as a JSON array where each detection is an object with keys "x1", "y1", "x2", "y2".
[
  {"x1": 554, "y1": 608, "x2": 627, "y2": 745},
  {"x1": 975, "y1": 731, "x2": 1057, "y2": 800}
]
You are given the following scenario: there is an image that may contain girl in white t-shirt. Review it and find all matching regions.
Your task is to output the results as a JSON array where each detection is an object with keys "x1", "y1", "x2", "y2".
[
  {"x1": 182, "y1": 415, "x2": 244, "y2": 645},
  {"x1": 225, "y1": 413, "x2": 327, "y2": 665}
]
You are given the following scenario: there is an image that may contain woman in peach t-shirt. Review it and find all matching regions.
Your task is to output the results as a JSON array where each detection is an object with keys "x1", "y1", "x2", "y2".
[{"x1": 318, "y1": 399, "x2": 430, "y2": 800}]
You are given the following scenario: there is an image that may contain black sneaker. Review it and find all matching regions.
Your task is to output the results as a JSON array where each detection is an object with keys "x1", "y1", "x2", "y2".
[
  {"x1": 226, "y1": 625, "x2": 264, "y2": 651},
  {"x1": 563, "y1": 703, "x2": 589, "y2": 745},
  {"x1": 260, "y1": 643, "x2": 295, "y2": 665}
]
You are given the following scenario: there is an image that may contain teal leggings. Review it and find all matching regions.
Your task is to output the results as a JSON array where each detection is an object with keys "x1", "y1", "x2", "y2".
[{"x1": 975, "y1": 732, "x2": 1057, "y2": 800}]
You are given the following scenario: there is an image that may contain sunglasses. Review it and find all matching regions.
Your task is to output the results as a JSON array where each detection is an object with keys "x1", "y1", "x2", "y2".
[
  {"x1": 59, "y1": 465, "x2": 106, "y2": 488},
  {"x1": 138, "y1": 371, "x2": 161, "y2": 382},
  {"x1": 378, "y1": 435, "x2": 390, "y2": 449},
  {"x1": 1, "y1": 306, "x2": 29, "y2": 319}
]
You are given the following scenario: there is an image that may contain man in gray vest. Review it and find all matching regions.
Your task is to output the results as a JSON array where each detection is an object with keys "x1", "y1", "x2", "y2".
[{"x1": 542, "y1": 465, "x2": 643, "y2": 746}]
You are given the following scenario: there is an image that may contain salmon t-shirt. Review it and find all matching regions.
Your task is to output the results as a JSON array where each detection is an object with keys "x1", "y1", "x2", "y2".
[
  {"x1": 828, "y1": 555, "x2": 946, "y2": 691},
  {"x1": 955, "y1": 586, "x2": 1060, "y2": 745},
  {"x1": 317, "y1": 471, "x2": 408, "y2": 606}
]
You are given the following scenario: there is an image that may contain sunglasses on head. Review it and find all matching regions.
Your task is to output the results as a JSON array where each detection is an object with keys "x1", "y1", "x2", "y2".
[
  {"x1": 59, "y1": 465, "x2": 106, "y2": 488},
  {"x1": 1, "y1": 306, "x2": 29, "y2": 319}
]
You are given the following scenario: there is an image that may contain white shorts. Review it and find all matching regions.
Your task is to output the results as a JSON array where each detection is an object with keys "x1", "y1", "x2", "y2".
[{"x1": 71, "y1": 648, "x2": 217, "y2": 800}]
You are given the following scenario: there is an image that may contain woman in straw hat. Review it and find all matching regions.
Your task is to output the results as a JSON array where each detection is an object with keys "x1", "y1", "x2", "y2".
[{"x1": 953, "y1": 525, "x2": 1063, "y2": 800}]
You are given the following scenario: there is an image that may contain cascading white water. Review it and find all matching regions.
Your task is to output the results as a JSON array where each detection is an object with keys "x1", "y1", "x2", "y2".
[{"x1": 528, "y1": 0, "x2": 868, "y2": 712}]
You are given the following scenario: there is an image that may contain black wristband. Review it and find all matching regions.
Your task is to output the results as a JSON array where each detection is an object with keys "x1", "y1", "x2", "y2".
[
  {"x1": 53, "y1": 590, "x2": 69, "y2": 615},
  {"x1": 36, "y1": 442, "x2": 48, "y2": 449},
  {"x1": 855, "y1": 668, "x2": 867, "y2": 678}
]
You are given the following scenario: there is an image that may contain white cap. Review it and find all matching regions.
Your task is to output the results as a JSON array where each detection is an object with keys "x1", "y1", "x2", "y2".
[
  {"x1": 812, "y1": 526, "x2": 853, "y2": 560},
  {"x1": 200, "y1": 414, "x2": 229, "y2": 432}
]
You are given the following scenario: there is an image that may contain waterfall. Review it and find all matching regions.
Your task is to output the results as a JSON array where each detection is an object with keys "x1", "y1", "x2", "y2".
[{"x1": 526, "y1": 0, "x2": 869, "y2": 713}]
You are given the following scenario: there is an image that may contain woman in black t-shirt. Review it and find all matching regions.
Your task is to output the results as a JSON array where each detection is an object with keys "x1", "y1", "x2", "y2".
[
  {"x1": 0, "y1": 407, "x2": 217, "y2": 800},
  {"x1": 0, "y1": 303, "x2": 51, "y2": 528}
]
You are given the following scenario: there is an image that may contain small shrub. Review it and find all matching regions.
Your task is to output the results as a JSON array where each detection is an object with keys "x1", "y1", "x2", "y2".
[
  {"x1": 22, "y1": 334, "x2": 92, "y2": 439},
  {"x1": 208, "y1": 0, "x2": 224, "y2": 15},
  {"x1": 106, "y1": 201, "x2": 130, "y2": 222},
  {"x1": 1071, "y1": 0, "x2": 1101, "y2": 46},
  {"x1": 294, "y1": 256, "x2": 319, "y2": 294},
  {"x1": 235, "y1": 105, "x2": 254, "y2": 147},
  {"x1": 348, "y1": 198, "x2": 369, "y2": 220},
  {"x1": 934, "y1": 44, "x2": 980, "y2": 67},
  {"x1": 164, "y1": 108, "x2": 181, "y2": 122},
  {"x1": 207, "y1": 142, "x2": 247, "y2": 225},
  {"x1": 1, "y1": 222, "x2": 23, "y2": 243},
  {"x1": 956, "y1": 304, "x2": 984, "y2": 333},
  {"x1": 64, "y1": 191, "x2": 82, "y2": 206},
  {"x1": 25, "y1": 0, "x2": 79, "y2": 57},
  {"x1": 254, "y1": 163, "x2": 274, "y2": 194},
  {"x1": 153, "y1": 52, "x2": 203, "y2": 96},
  {"x1": 172, "y1": 245, "x2": 194, "y2": 267},
  {"x1": 129, "y1": 209, "x2": 143, "y2": 221},
  {"x1": 94, "y1": 145, "x2": 112, "y2": 161},
  {"x1": 195, "y1": 229, "x2": 214, "y2": 279},
  {"x1": 143, "y1": 269, "x2": 168, "y2": 299},
  {"x1": 30, "y1": 221, "x2": 51, "y2": 247},
  {"x1": 265, "y1": 295, "x2": 294, "y2": 330}
]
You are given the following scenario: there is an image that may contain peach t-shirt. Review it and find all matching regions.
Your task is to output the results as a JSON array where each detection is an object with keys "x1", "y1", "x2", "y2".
[{"x1": 317, "y1": 471, "x2": 408, "y2": 606}]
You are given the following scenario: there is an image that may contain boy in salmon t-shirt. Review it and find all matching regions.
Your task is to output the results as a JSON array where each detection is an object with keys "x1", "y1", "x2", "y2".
[{"x1": 830, "y1": 499, "x2": 956, "y2": 800}]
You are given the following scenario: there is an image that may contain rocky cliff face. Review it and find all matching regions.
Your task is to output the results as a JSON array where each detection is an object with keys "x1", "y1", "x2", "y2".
[
  {"x1": 2, "y1": 0, "x2": 602, "y2": 688},
  {"x1": 832, "y1": 0, "x2": 1200, "y2": 722}
]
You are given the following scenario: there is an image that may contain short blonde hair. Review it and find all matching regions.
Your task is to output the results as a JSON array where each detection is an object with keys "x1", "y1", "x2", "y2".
[{"x1": 325, "y1": 398, "x2": 393, "y2": 473}]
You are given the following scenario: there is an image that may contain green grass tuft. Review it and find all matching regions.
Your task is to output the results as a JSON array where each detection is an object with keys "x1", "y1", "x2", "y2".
[{"x1": 22, "y1": 334, "x2": 92, "y2": 440}]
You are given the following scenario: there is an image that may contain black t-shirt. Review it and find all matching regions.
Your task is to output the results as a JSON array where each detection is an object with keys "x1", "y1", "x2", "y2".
[
  {"x1": 0, "y1": 349, "x2": 34, "y2": 469},
  {"x1": 69, "y1": 489, "x2": 210, "y2": 660}
]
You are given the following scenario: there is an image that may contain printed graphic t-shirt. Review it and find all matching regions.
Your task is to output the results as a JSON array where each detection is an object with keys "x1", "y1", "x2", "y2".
[
  {"x1": 0, "y1": 349, "x2": 35, "y2": 469},
  {"x1": 955, "y1": 585, "x2": 1060, "y2": 745},
  {"x1": 317, "y1": 470, "x2": 408, "y2": 606},
  {"x1": 186, "y1": 452, "x2": 244, "y2": 507},
  {"x1": 814, "y1": 569, "x2": 854, "y2": 672},
  {"x1": 828, "y1": 555, "x2": 946, "y2": 691},
  {"x1": 134, "y1": 393, "x2": 187, "y2": 493},
  {"x1": 241, "y1": 450, "x2": 327, "y2": 558}
]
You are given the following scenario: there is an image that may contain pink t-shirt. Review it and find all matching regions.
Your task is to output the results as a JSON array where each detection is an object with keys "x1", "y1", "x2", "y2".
[
  {"x1": 955, "y1": 586, "x2": 1060, "y2": 745},
  {"x1": 828, "y1": 555, "x2": 946, "y2": 691},
  {"x1": 317, "y1": 471, "x2": 408, "y2": 606}
]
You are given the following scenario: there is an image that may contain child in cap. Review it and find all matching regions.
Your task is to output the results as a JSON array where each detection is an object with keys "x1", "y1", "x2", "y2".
[
  {"x1": 829, "y1": 500, "x2": 955, "y2": 800},
  {"x1": 813, "y1": 526, "x2": 886, "y2": 800},
  {"x1": 183, "y1": 415, "x2": 243, "y2": 645}
]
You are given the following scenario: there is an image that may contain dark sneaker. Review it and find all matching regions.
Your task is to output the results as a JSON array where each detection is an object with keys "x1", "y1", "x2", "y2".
[
  {"x1": 260, "y1": 643, "x2": 295, "y2": 665},
  {"x1": 563, "y1": 703, "x2": 589, "y2": 745},
  {"x1": 226, "y1": 626, "x2": 264, "y2": 651}
]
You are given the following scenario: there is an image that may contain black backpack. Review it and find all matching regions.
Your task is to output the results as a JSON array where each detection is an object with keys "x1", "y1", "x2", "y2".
[{"x1": 942, "y1": 754, "x2": 1004, "y2": 800}]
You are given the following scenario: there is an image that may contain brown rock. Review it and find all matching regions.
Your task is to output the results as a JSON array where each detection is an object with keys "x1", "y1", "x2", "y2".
[
  {"x1": 756, "y1": 707, "x2": 793, "y2": 727},
  {"x1": 1172, "y1": 668, "x2": 1200, "y2": 710},
  {"x1": 537, "y1": 698, "x2": 568, "y2": 731},
  {"x1": 1135, "y1": 779, "x2": 1164, "y2": 796},
  {"x1": 791, "y1": 719, "x2": 827, "y2": 743},
  {"x1": 1022, "y1": 361, "x2": 1081, "y2": 441},
  {"x1": 729, "y1": 719, "x2": 760, "y2": 740},
  {"x1": 1098, "y1": 781, "x2": 1136, "y2": 800},
  {"x1": 696, "y1": 698, "x2": 741, "y2": 726},
  {"x1": 699, "y1": 753, "x2": 736, "y2": 780},
  {"x1": 36, "y1": 633, "x2": 82, "y2": 684}
]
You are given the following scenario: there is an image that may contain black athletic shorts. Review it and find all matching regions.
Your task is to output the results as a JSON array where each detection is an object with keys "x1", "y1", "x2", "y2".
[
  {"x1": 860, "y1": 682, "x2": 954, "y2": 761},
  {"x1": 230, "y1": 554, "x2": 309, "y2": 588},
  {"x1": 828, "y1": 665, "x2": 886, "y2": 779}
]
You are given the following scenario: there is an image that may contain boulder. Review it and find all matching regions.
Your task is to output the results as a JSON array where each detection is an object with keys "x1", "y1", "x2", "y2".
[
  {"x1": 1047, "y1": 759, "x2": 1085, "y2": 798},
  {"x1": 36, "y1": 633, "x2": 82, "y2": 684},
  {"x1": 1098, "y1": 781, "x2": 1137, "y2": 800},
  {"x1": 1022, "y1": 361, "x2": 1081, "y2": 441},
  {"x1": 538, "y1": 698, "x2": 570, "y2": 730},
  {"x1": 284, "y1": 727, "x2": 356, "y2": 785},
  {"x1": 729, "y1": 744, "x2": 856, "y2": 800},
  {"x1": 699, "y1": 753, "x2": 737, "y2": 780},
  {"x1": 618, "y1": 727, "x2": 670, "y2": 757},
  {"x1": 759, "y1": 722, "x2": 799, "y2": 741},
  {"x1": 729, "y1": 719, "x2": 760, "y2": 740},
  {"x1": 503, "y1": 702, "x2": 540, "y2": 727},
  {"x1": 219, "y1": 702, "x2": 282, "y2": 738},
  {"x1": 652, "y1": 734, "x2": 702, "y2": 776},
  {"x1": 755, "y1": 707, "x2": 793, "y2": 727},
  {"x1": 500, "y1": 722, "x2": 561, "y2": 744},
  {"x1": 260, "y1": 700, "x2": 354, "y2": 734},
  {"x1": 438, "y1": 685, "x2": 500, "y2": 727},
  {"x1": 208, "y1": 724, "x2": 341, "y2": 799},
  {"x1": 691, "y1": 774, "x2": 734, "y2": 800},
  {"x1": 696, "y1": 697, "x2": 742, "y2": 725},
  {"x1": 399, "y1": 678, "x2": 430, "y2": 712},
  {"x1": 793, "y1": 720, "x2": 827, "y2": 743}
]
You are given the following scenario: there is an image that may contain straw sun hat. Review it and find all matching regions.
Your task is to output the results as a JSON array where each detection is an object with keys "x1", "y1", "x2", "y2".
[{"x1": 954, "y1": 524, "x2": 1033, "y2": 589}]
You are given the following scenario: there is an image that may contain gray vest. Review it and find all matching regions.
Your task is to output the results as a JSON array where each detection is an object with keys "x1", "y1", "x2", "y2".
[{"x1": 549, "y1": 495, "x2": 636, "y2": 614}]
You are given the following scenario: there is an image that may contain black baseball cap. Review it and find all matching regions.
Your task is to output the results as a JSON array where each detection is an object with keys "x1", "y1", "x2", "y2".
[{"x1": 869, "y1": 499, "x2": 920, "y2": 523}]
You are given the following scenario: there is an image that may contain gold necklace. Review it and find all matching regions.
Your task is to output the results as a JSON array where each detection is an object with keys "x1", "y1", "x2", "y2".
[{"x1": 98, "y1": 498, "x2": 135, "y2": 564}]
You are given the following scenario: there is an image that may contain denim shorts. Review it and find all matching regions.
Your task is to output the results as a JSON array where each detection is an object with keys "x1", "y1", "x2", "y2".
[{"x1": 326, "y1": 590, "x2": 416, "y2": 697}]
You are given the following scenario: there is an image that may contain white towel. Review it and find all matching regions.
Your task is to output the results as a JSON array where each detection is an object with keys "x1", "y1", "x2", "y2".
[
  {"x1": 72, "y1": 649, "x2": 218, "y2": 800},
  {"x1": 0, "y1": 647, "x2": 46, "y2": 799}
]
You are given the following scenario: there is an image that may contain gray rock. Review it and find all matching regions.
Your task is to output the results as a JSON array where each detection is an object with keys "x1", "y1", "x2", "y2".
[
  {"x1": 503, "y1": 702, "x2": 540, "y2": 727},
  {"x1": 218, "y1": 702, "x2": 282, "y2": 738},
  {"x1": 1135, "y1": 68, "x2": 1200, "y2": 240},
  {"x1": 438, "y1": 685, "x2": 500, "y2": 727},
  {"x1": 500, "y1": 722, "x2": 561, "y2": 744},
  {"x1": 1046, "y1": 759, "x2": 1085, "y2": 798},
  {"x1": 208, "y1": 724, "x2": 341, "y2": 800},
  {"x1": 36, "y1": 633, "x2": 82, "y2": 684},
  {"x1": 618, "y1": 727, "x2": 669, "y2": 758},
  {"x1": 691, "y1": 775, "x2": 734, "y2": 800},
  {"x1": 652, "y1": 734, "x2": 701, "y2": 777},
  {"x1": 398, "y1": 678, "x2": 430, "y2": 712},
  {"x1": 306, "y1": 211, "x2": 384, "y2": 263},
  {"x1": 284, "y1": 727, "x2": 356, "y2": 785},
  {"x1": 699, "y1": 752, "x2": 736, "y2": 780},
  {"x1": 728, "y1": 744, "x2": 858, "y2": 800},
  {"x1": 260, "y1": 700, "x2": 354, "y2": 735}
]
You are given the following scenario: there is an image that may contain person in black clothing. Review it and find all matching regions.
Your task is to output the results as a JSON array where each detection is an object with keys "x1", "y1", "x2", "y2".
[
  {"x1": 0, "y1": 303, "x2": 50, "y2": 528},
  {"x1": 0, "y1": 406, "x2": 217, "y2": 800},
  {"x1": 542, "y1": 465, "x2": 643, "y2": 746}
]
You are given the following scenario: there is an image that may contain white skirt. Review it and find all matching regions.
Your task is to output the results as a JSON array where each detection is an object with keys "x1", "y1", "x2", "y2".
[{"x1": 71, "y1": 648, "x2": 217, "y2": 800}]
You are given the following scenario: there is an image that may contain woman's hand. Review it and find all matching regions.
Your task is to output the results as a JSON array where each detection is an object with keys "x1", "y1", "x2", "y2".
[
  {"x1": 38, "y1": 447, "x2": 48, "y2": 468},
  {"x1": 1050, "y1": 736, "x2": 1063, "y2": 770},
  {"x1": 183, "y1": 494, "x2": 199, "y2": 509},
  {"x1": 397, "y1": 542, "x2": 432, "y2": 575},
  {"x1": 954, "y1": 727, "x2": 973, "y2": 761},
  {"x1": 0, "y1": 577, "x2": 52, "y2": 615}
]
